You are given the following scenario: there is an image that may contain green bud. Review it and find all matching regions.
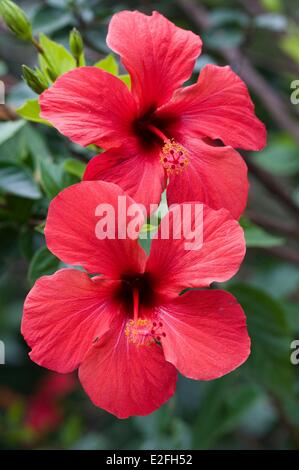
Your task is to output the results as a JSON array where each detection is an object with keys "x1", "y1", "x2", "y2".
[
  {"x1": 45, "y1": 66, "x2": 58, "y2": 82},
  {"x1": 22, "y1": 65, "x2": 48, "y2": 94},
  {"x1": 0, "y1": 0, "x2": 32, "y2": 41},
  {"x1": 69, "y1": 28, "x2": 84, "y2": 64}
]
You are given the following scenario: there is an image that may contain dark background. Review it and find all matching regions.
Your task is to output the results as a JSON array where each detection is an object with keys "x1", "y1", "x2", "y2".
[{"x1": 0, "y1": 0, "x2": 299, "y2": 450}]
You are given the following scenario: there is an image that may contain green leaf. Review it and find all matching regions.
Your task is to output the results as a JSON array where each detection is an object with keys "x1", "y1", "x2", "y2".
[
  {"x1": 35, "y1": 221, "x2": 45, "y2": 235},
  {"x1": 140, "y1": 223, "x2": 158, "y2": 233},
  {"x1": 0, "y1": 121, "x2": 25, "y2": 146},
  {"x1": 229, "y1": 284, "x2": 294, "y2": 398},
  {"x1": 32, "y1": 7, "x2": 72, "y2": 35},
  {"x1": 16, "y1": 99, "x2": 51, "y2": 126},
  {"x1": 94, "y1": 54, "x2": 118, "y2": 75},
  {"x1": 24, "y1": 124, "x2": 52, "y2": 163},
  {"x1": 0, "y1": 161, "x2": 41, "y2": 199},
  {"x1": 119, "y1": 74, "x2": 131, "y2": 88},
  {"x1": 252, "y1": 134, "x2": 299, "y2": 176},
  {"x1": 38, "y1": 33, "x2": 76, "y2": 80},
  {"x1": 28, "y1": 245, "x2": 60, "y2": 285},
  {"x1": 245, "y1": 225, "x2": 284, "y2": 247},
  {"x1": 38, "y1": 159, "x2": 64, "y2": 198},
  {"x1": 63, "y1": 158, "x2": 86, "y2": 179},
  {"x1": 240, "y1": 217, "x2": 284, "y2": 247},
  {"x1": 282, "y1": 32, "x2": 299, "y2": 63},
  {"x1": 193, "y1": 377, "x2": 259, "y2": 449},
  {"x1": 261, "y1": 0, "x2": 282, "y2": 11}
]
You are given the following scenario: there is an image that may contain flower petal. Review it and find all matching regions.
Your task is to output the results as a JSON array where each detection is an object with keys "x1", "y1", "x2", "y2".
[
  {"x1": 79, "y1": 316, "x2": 177, "y2": 418},
  {"x1": 45, "y1": 181, "x2": 147, "y2": 278},
  {"x1": 22, "y1": 269, "x2": 121, "y2": 373},
  {"x1": 158, "y1": 290, "x2": 250, "y2": 380},
  {"x1": 146, "y1": 203, "x2": 245, "y2": 297},
  {"x1": 39, "y1": 67, "x2": 137, "y2": 148},
  {"x1": 166, "y1": 138, "x2": 249, "y2": 220},
  {"x1": 83, "y1": 145, "x2": 166, "y2": 214},
  {"x1": 156, "y1": 65, "x2": 266, "y2": 150},
  {"x1": 107, "y1": 10, "x2": 202, "y2": 113}
]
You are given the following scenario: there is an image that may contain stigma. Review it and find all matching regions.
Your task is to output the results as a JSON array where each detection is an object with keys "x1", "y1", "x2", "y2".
[
  {"x1": 160, "y1": 139, "x2": 189, "y2": 175},
  {"x1": 125, "y1": 318, "x2": 166, "y2": 347}
]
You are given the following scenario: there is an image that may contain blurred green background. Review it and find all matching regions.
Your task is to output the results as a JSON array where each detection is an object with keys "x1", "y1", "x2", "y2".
[{"x1": 0, "y1": 0, "x2": 299, "y2": 450}]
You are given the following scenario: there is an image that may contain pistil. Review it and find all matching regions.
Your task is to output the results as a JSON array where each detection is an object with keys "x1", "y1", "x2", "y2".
[{"x1": 147, "y1": 124, "x2": 190, "y2": 175}]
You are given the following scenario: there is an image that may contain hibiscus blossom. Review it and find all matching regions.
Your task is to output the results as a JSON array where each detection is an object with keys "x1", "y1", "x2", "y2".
[
  {"x1": 39, "y1": 10, "x2": 266, "y2": 219},
  {"x1": 22, "y1": 181, "x2": 250, "y2": 418}
]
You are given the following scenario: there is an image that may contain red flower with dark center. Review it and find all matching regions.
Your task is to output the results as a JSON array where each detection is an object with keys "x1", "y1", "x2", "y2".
[
  {"x1": 39, "y1": 10, "x2": 266, "y2": 219},
  {"x1": 22, "y1": 181, "x2": 250, "y2": 418}
]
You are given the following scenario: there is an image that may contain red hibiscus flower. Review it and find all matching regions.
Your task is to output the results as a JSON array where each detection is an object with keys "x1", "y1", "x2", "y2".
[
  {"x1": 22, "y1": 181, "x2": 250, "y2": 419},
  {"x1": 39, "y1": 10, "x2": 266, "y2": 219}
]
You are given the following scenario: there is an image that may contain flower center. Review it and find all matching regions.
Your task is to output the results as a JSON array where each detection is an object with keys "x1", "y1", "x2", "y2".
[
  {"x1": 160, "y1": 139, "x2": 189, "y2": 175},
  {"x1": 125, "y1": 318, "x2": 166, "y2": 347},
  {"x1": 147, "y1": 124, "x2": 189, "y2": 175},
  {"x1": 124, "y1": 287, "x2": 166, "y2": 347}
]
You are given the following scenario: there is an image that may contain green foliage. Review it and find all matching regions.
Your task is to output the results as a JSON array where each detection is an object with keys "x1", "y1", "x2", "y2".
[
  {"x1": 21, "y1": 65, "x2": 48, "y2": 94},
  {"x1": 28, "y1": 245, "x2": 60, "y2": 285},
  {"x1": 16, "y1": 99, "x2": 51, "y2": 126},
  {"x1": 229, "y1": 285, "x2": 294, "y2": 398},
  {"x1": 38, "y1": 33, "x2": 76, "y2": 81},
  {"x1": 281, "y1": 28, "x2": 299, "y2": 62},
  {"x1": 69, "y1": 28, "x2": 85, "y2": 66},
  {"x1": 0, "y1": 161, "x2": 41, "y2": 199},
  {"x1": 95, "y1": 54, "x2": 119, "y2": 74},
  {"x1": 95, "y1": 54, "x2": 131, "y2": 86},
  {"x1": 241, "y1": 217, "x2": 285, "y2": 247},
  {"x1": 0, "y1": 0, "x2": 32, "y2": 41},
  {"x1": 252, "y1": 134, "x2": 299, "y2": 176},
  {"x1": 192, "y1": 377, "x2": 260, "y2": 449}
]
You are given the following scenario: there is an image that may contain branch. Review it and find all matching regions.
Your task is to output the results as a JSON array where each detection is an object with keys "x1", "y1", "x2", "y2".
[
  {"x1": 243, "y1": 154, "x2": 299, "y2": 219},
  {"x1": 238, "y1": 0, "x2": 265, "y2": 15},
  {"x1": 177, "y1": 0, "x2": 299, "y2": 145},
  {"x1": 0, "y1": 104, "x2": 18, "y2": 121},
  {"x1": 248, "y1": 211, "x2": 299, "y2": 241},
  {"x1": 263, "y1": 246, "x2": 299, "y2": 267}
]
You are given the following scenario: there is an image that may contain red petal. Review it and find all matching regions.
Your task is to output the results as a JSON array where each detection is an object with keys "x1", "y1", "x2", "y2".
[
  {"x1": 156, "y1": 65, "x2": 266, "y2": 150},
  {"x1": 79, "y1": 316, "x2": 177, "y2": 418},
  {"x1": 167, "y1": 138, "x2": 249, "y2": 220},
  {"x1": 84, "y1": 145, "x2": 166, "y2": 214},
  {"x1": 158, "y1": 290, "x2": 250, "y2": 380},
  {"x1": 45, "y1": 181, "x2": 147, "y2": 278},
  {"x1": 107, "y1": 10, "x2": 202, "y2": 113},
  {"x1": 146, "y1": 204, "x2": 245, "y2": 297},
  {"x1": 39, "y1": 67, "x2": 137, "y2": 148},
  {"x1": 22, "y1": 269, "x2": 121, "y2": 373}
]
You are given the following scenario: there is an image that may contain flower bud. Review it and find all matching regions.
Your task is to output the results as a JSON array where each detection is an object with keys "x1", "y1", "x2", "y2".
[
  {"x1": 45, "y1": 66, "x2": 58, "y2": 83},
  {"x1": 69, "y1": 28, "x2": 84, "y2": 64},
  {"x1": 22, "y1": 65, "x2": 48, "y2": 94},
  {"x1": 0, "y1": 0, "x2": 32, "y2": 41}
]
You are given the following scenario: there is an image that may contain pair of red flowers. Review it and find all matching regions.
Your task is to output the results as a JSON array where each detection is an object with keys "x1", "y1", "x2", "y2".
[{"x1": 22, "y1": 11, "x2": 266, "y2": 418}]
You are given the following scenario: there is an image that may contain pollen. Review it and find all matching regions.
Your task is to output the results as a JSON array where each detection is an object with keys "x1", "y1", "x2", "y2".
[
  {"x1": 160, "y1": 139, "x2": 189, "y2": 175},
  {"x1": 125, "y1": 319, "x2": 167, "y2": 347}
]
